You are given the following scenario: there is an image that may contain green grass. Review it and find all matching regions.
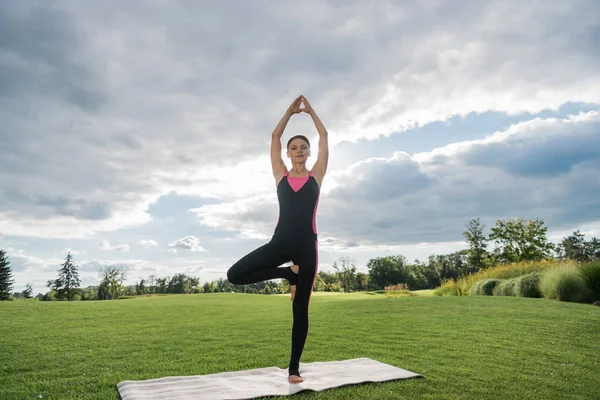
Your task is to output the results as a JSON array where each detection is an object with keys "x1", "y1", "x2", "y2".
[{"x1": 1, "y1": 293, "x2": 599, "y2": 399}]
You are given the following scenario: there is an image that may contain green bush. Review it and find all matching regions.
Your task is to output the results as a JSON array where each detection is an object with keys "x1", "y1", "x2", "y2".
[
  {"x1": 434, "y1": 284, "x2": 461, "y2": 296},
  {"x1": 469, "y1": 279, "x2": 502, "y2": 296},
  {"x1": 578, "y1": 261, "x2": 600, "y2": 301},
  {"x1": 540, "y1": 266, "x2": 595, "y2": 303},
  {"x1": 493, "y1": 278, "x2": 518, "y2": 296},
  {"x1": 515, "y1": 273, "x2": 542, "y2": 298}
]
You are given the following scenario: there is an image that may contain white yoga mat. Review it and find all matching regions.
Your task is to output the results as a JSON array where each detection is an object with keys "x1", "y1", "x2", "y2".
[{"x1": 117, "y1": 357, "x2": 422, "y2": 399}]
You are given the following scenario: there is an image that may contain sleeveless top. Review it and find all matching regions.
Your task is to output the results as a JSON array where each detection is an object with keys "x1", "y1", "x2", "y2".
[{"x1": 272, "y1": 170, "x2": 320, "y2": 242}]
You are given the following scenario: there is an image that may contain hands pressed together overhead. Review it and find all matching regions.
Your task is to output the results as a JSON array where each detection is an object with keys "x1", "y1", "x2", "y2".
[{"x1": 288, "y1": 95, "x2": 314, "y2": 116}]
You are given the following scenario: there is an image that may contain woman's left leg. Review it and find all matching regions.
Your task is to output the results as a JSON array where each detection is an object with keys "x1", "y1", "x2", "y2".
[{"x1": 288, "y1": 239, "x2": 319, "y2": 381}]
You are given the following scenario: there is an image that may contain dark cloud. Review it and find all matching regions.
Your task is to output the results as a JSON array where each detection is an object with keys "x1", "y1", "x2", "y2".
[
  {"x1": 461, "y1": 117, "x2": 600, "y2": 177},
  {"x1": 0, "y1": 4, "x2": 107, "y2": 110},
  {"x1": 1, "y1": 188, "x2": 110, "y2": 220},
  {"x1": 328, "y1": 153, "x2": 435, "y2": 201}
]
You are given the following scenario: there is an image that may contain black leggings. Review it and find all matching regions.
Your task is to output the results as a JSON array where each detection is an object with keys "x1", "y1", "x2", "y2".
[{"x1": 227, "y1": 236, "x2": 319, "y2": 376}]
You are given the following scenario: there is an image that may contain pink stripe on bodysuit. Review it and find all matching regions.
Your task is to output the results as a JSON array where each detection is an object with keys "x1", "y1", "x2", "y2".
[
  {"x1": 308, "y1": 169, "x2": 319, "y2": 310},
  {"x1": 308, "y1": 240, "x2": 318, "y2": 311}
]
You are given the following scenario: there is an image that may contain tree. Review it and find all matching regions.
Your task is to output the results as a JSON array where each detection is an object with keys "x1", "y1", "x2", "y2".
[
  {"x1": 317, "y1": 271, "x2": 340, "y2": 292},
  {"x1": 586, "y1": 237, "x2": 600, "y2": 260},
  {"x1": 332, "y1": 257, "x2": 357, "y2": 292},
  {"x1": 427, "y1": 250, "x2": 471, "y2": 286},
  {"x1": 97, "y1": 267, "x2": 126, "y2": 300},
  {"x1": 463, "y1": 218, "x2": 489, "y2": 270},
  {"x1": 203, "y1": 281, "x2": 218, "y2": 293},
  {"x1": 52, "y1": 252, "x2": 81, "y2": 301},
  {"x1": 557, "y1": 230, "x2": 589, "y2": 262},
  {"x1": 313, "y1": 274, "x2": 326, "y2": 291},
  {"x1": 366, "y1": 255, "x2": 408, "y2": 290},
  {"x1": 168, "y1": 273, "x2": 192, "y2": 294},
  {"x1": 355, "y1": 272, "x2": 368, "y2": 291},
  {"x1": 0, "y1": 250, "x2": 15, "y2": 301},
  {"x1": 488, "y1": 218, "x2": 555, "y2": 264},
  {"x1": 22, "y1": 284, "x2": 33, "y2": 299},
  {"x1": 135, "y1": 279, "x2": 146, "y2": 295}
]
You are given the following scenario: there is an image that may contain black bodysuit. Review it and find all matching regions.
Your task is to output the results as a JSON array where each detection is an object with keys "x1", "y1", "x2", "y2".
[{"x1": 227, "y1": 169, "x2": 320, "y2": 378}]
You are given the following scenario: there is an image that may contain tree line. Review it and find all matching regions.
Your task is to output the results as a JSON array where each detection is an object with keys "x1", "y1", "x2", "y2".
[{"x1": 1, "y1": 217, "x2": 599, "y2": 301}]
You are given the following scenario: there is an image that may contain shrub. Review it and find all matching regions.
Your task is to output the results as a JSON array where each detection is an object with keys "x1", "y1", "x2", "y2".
[
  {"x1": 469, "y1": 279, "x2": 502, "y2": 296},
  {"x1": 514, "y1": 273, "x2": 542, "y2": 298},
  {"x1": 578, "y1": 261, "x2": 600, "y2": 301},
  {"x1": 434, "y1": 281, "x2": 461, "y2": 296},
  {"x1": 539, "y1": 266, "x2": 595, "y2": 303},
  {"x1": 384, "y1": 283, "x2": 410, "y2": 297},
  {"x1": 438, "y1": 259, "x2": 570, "y2": 295},
  {"x1": 493, "y1": 278, "x2": 518, "y2": 296}
]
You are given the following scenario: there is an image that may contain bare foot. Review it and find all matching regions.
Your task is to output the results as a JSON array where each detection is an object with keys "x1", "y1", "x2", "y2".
[
  {"x1": 290, "y1": 265, "x2": 299, "y2": 301},
  {"x1": 288, "y1": 374, "x2": 303, "y2": 384}
]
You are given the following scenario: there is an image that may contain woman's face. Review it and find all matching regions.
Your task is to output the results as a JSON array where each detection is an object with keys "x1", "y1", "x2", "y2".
[{"x1": 287, "y1": 139, "x2": 310, "y2": 162}]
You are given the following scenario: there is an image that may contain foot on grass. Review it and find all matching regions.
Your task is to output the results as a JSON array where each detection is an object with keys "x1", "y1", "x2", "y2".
[{"x1": 289, "y1": 265, "x2": 299, "y2": 301}]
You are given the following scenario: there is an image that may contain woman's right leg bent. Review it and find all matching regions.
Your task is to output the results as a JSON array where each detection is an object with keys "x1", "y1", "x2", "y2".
[{"x1": 227, "y1": 239, "x2": 296, "y2": 285}]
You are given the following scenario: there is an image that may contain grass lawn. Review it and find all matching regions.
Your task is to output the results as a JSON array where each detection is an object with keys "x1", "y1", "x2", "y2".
[{"x1": 1, "y1": 292, "x2": 599, "y2": 399}]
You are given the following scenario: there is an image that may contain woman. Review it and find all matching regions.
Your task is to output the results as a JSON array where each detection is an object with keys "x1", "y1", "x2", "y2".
[{"x1": 227, "y1": 95, "x2": 329, "y2": 384}]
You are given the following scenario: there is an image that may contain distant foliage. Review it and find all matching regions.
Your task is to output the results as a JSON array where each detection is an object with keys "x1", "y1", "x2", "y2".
[
  {"x1": 439, "y1": 259, "x2": 567, "y2": 296},
  {"x1": 493, "y1": 279, "x2": 518, "y2": 296},
  {"x1": 469, "y1": 279, "x2": 502, "y2": 296},
  {"x1": 22, "y1": 284, "x2": 34, "y2": 299},
  {"x1": 577, "y1": 261, "x2": 600, "y2": 302},
  {"x1": 0, "y1": 250, "x2": 15, "y2": 301},
  {"x1": 463, "y1": 217, "x2": 490, "y2": 270},
  {"x1": 514, "y1": 273, "x2": 542, "y2": 298},
  {"x1": 47, "y1": 252, "x2": 81, "y2": 301},
  {"x1": 539, "y1": 266, "x2": 595, "y2": 304},
  {"x1": 384, "y1": 283, "x2": 411, "y2": 297},
  {"x1": 488, "y1": 218, "x2": 555, "y2": 264},
  {"x1": 21, "y1": 215, "x2": 600, "y2": 302},
  {"x1": 556, "y1": 230, "x2": 600, "y2": 262}
]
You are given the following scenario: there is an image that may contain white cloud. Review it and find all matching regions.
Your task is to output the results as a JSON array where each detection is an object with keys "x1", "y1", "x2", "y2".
[
  {"x1": 62, "y1": 248, "x2": 86, "y2": 256},
  {"x1": 168, "y1": 236, "x2": 206, "y2": 253},
  {"x1": 99, "y1": 240, "x2": 130, "y2": 252},
  {"x1": 4, "y1": 247, "x2": 63, "y2": 274},
  {"x1": 138, "y1": 239, "x2": 158, "y2": 249}
]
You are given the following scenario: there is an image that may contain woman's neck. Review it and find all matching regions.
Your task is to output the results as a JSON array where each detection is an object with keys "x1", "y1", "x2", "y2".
[{"x1": 290, "y1": 163, "x2": 308, "y2": 175}]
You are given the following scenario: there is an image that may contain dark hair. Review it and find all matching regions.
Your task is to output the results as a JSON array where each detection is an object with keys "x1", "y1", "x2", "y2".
[{"x1": 287, "y1": 135, "x2": 310, "y2": 150}]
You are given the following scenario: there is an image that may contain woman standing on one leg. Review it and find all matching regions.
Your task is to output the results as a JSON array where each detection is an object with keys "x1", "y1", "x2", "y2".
[{"x1": 227, "y1": 94, "x2": 329, "y2": 384}]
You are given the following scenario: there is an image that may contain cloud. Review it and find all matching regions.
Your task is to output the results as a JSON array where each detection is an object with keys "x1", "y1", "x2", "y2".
[
  {"x1": 138, "y1": 239, "x2": 158, "y2": 249},
  {"x1": 4, "y1": 247, "x2": 62, "y2": 274},
  {"x1": 194, "y1": 110, "x2": 600, "y2": 247},
  {"x1": 62, "y1": 248, "x2": 86, "y2": 256},
  {"x1": 78, "y1": 259, "x2": 161, "y2": 274},
  {"x1": 168, "y1": 236, "x2": 206, "y2": 253},
  {"x1": 98, "y1": 240, "x2": 130, "y2": 252},
  {"x1": 0, "y1": 3, "x2": 108, "y2": 109},
  {"x1": 1, "y1": 0, "x2": 599, "y2": 241}
]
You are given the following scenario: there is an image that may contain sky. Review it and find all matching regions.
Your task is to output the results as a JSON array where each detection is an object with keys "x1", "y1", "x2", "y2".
[{"x1": 1, "y1": 0, "x2": 599, "y2": 295}]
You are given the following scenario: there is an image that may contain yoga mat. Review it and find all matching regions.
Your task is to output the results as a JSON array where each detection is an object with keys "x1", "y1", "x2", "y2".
[{"x1": 117, "y1": 357, "x2": 422, "y2": 399}]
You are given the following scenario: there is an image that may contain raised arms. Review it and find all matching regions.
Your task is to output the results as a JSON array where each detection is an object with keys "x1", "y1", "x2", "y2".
[
  {"x1": 270, "y1": 95, "x2": 329, "y2": 186},
  {"x1": 271, "y1": 95, "x2": 303, "y2": 183},
  {"x1": 302, "y1": 97, "x2": 329, "y2": 185}
]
